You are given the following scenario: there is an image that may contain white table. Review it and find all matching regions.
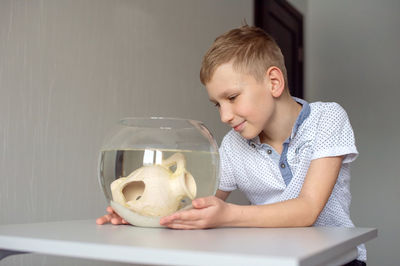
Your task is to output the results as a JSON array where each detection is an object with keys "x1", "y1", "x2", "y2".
[{"x1": 0, "y1": 219, "x2": 376, "y2": 266}]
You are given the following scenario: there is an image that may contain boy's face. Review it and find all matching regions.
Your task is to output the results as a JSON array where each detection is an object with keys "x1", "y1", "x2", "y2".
[{"x1": 206, "y1": 62, "x2": 275, "y2": 140}]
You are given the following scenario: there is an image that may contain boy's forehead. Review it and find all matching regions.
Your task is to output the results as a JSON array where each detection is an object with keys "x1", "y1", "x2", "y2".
[
  {"x1": 213, "y1": 62, "x2": 238, "y2": 76},
  {"x1": 206, "y1": 68, "x2": 246, "y2": 101},
  {"x1": 210, "y1": 62, "x2": 262, "y2": 85}
]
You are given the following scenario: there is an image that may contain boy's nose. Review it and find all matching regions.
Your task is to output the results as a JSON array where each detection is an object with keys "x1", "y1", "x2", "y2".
[{"x1": 219, "y1": 105, "x2": 234, "y2": 124}]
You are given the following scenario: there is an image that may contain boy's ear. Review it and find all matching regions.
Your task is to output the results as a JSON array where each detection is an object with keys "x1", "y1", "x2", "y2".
[{"x1": 265, "y1": 66, "x2": 285, "y2": 98}]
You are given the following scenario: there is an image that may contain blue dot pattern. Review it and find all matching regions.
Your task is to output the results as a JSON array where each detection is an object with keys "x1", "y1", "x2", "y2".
[{"x1": 218, "y1": 98, "x2": 366, "y2": 261}]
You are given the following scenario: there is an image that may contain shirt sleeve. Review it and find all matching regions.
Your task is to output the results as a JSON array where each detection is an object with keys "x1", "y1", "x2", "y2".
[
  {"x1": 312, "y1": 103, "x2": 358, "y2": 163},
  {"x1": 218, "y1": 136, "x2": 238, "y2": 191}
]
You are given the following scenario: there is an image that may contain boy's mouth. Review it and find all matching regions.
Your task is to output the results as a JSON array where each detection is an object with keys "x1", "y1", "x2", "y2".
[{"x1": 233, "y1": 121, "x2": 245, "y2": 132}]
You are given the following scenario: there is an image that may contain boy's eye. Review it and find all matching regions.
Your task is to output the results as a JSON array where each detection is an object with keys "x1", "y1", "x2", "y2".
[
  {"x1": 228, "y1": 95, "x2": 238, "y2": 102},
  {"x1": 214, "y1": 102, "x2": 220, "y2": 108}
]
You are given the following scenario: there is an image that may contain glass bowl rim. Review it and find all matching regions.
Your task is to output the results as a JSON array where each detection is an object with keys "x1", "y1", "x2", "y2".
[{"x1": 119, "y1": 116, "x2": 205, "y2": 129}]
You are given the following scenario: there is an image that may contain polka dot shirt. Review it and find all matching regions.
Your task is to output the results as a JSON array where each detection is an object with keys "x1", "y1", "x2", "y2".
[{"x1": 218, "y1": 98, "x2": 366, "y2": 261}]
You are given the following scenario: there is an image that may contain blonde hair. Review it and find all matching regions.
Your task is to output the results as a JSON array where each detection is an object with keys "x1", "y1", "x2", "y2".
[{"x1": 200, "y1": 25, "x2": 288, "y2": 88}]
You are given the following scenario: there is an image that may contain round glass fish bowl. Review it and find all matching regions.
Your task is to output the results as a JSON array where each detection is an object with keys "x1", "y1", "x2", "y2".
[{"x1": 98, "y1": 117, "x2": 219, "y2": 227}]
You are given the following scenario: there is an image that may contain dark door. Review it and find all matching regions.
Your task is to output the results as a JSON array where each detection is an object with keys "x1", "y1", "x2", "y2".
[{"x1": 255, "y1": 0, "x2": 304, "y2": 99}]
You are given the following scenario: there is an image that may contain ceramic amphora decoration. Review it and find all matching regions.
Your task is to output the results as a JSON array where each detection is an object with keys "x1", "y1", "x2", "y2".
[{"x1": 98, "y1": 117, "x2": 219, "y2": 227}]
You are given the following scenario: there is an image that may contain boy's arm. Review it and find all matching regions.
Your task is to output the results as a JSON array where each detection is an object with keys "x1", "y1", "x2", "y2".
[
  {"x1": 227, "y1": 155, "x2": 343, "y2": 227},
  {"x1": 160, "y1": 156, "x2": 343, "y2": 229}
]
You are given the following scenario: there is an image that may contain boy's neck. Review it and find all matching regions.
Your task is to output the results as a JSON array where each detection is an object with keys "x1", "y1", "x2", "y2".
[{"x1": 259, "y1": 95, "x2": 302, "y2": 151}]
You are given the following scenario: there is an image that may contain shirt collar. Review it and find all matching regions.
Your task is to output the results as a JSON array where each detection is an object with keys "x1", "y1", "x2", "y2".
[
  {"x1": 248, "y1": 97, "x2": 310, "y2": 146},
  {"x1": 290, "y1": 97, "x2": 310, "y2": 139}
]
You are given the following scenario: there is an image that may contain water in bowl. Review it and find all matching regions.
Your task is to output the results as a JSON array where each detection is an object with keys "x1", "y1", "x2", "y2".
[{"x1": 99, "y1": 148, "x2": 219, "y2": 212}]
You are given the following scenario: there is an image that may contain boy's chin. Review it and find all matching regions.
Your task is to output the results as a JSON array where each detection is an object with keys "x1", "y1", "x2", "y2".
[{"x1": 238, "y1": 130, "x2": 259, "y2": 140}]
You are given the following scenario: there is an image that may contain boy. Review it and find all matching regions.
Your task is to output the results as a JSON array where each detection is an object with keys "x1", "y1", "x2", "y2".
[{"x1": 97, "y1": 25, "x2": 366, "y2": 264}]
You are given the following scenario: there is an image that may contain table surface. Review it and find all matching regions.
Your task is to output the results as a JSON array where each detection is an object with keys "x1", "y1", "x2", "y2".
[{"x1": 0, "y1": 219, "x2": 377, "y2": 266}]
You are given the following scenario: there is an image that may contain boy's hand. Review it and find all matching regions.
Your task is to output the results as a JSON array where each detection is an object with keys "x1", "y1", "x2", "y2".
[
  {"x1": 96, "y1": 206, "x2": 130, "y2": 225},
  {"x1": 160, "y1": 196, "x2": 230, "y2": 229}
]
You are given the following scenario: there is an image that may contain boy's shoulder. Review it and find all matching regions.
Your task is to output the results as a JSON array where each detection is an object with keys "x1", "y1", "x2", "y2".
[
  {"x1": 305, "y1": 100, "x2": 358, "y2": 163},
  {"x1": 307, "y1": 101, "x2": 350, "y2": 125},
  {"x1": 309, "y1": 101, "x2": 346, "y2": 114},
  {"x1": 220, "y1": 129, "x2": 247, "y2": 149},
  {"x1": 222, "y1": 129, "x2": 246, "y2": 144},
  {"x1": 219, "y1": 100, "x2": 352, "y2": 152}
]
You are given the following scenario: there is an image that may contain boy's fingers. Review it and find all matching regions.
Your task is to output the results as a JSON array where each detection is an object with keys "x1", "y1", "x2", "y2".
[
  {"x1": 160, "y1": 209, "x2": 201, "y2": 225},
  {"x1": 159, "y1": 215, "x2": 174, "y2": 225},
  {"x1": 97, "y1": 211, "x2": 120, "y2": 225},
  {"x1": 192, "y1": 196, "x2": 218, "y2": 209},
  {"x1": 164, "y1": 218, "x2": 208, "y2": 229},
  {"x1": 160, "y1": 213, "x2": 182, "y2": 225},
  {"x1": 111, "y1": 217, "x2": 121, "y2": 224},
  {"x1": 96, "y1": 215, "x2": 110, "y2": 225},
  {"x1": 96, "y1": 207, "x2": 129, "y2": 225},
  {"x1": 96, "y1": 217, "x2": 105, "y2": 224},
  {"x1": 106, "y1": 206, "x2": 114, "y2": 214},
  {"x1": 166, "y1": 223, "x2": 196, "y2": 230},
  {"x1": 180, "y1": 209, "x2": 202, "y2": 221}
]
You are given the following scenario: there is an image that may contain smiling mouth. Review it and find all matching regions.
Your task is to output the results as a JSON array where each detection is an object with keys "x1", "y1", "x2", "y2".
[{"x1": 233, "y1": 121, "x2": 245, "y2": 131}]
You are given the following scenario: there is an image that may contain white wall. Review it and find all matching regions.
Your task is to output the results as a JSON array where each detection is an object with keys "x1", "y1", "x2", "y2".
[
  {"x1": 0, "y1": 1, "x2": 253, "y2": 265},
  {"x1": 305, "y1": 1, "x2": 400, "y2": 265}
]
